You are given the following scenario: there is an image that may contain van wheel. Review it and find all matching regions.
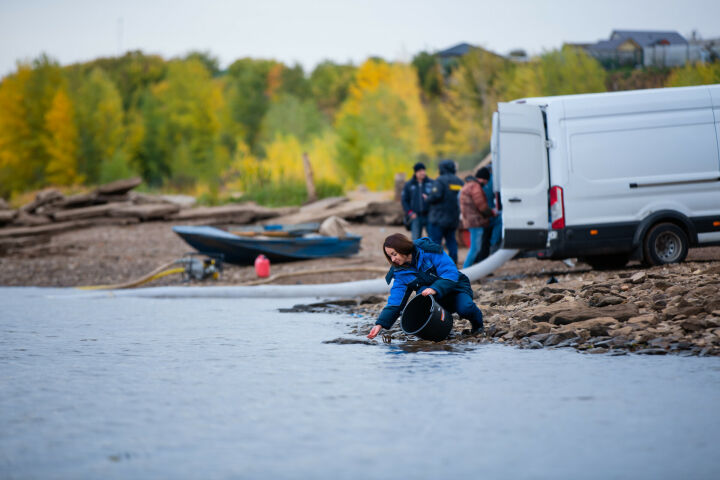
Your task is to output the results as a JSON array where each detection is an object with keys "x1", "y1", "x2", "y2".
[
  {"x1": 582, "y1": 254, "x2": 628, "y2": 270},
  {"x1": 643, "y1": 223, "x2": 688, "y2": 266}
]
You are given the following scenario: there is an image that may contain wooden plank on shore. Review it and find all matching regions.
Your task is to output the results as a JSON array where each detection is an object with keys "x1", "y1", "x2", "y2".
[
  {"x1": 52, "y1": 203, "x2": 130, "y2": 222},
  {"x1": 11, "y1": 212, "x2": 52, "y2": 226},
  {"x1": 0, "y1": 217, "x2": 140, "y2": 239},
  {"x1": 169, "y1": 204, "x2": 295, "y2": 224},
  {"x1": 0, "y1": 235, "x2": 50, "y2": 253},
  {"x1": 19, "y1": 188, "x2": 64, "y2": 213},
  {"x1": 299, "y1": 196, "x2": 348, "y2": 212},
  {"x1": 265, "y1": 200, "x2": 369, "y2": 225},
  {"x1": 0, "y1": 210, "x2": 18, "y2": 224},
  {"x1": 0, "y1": 221, "x2": 88, "y2": 238},
  {"x1": 109, "y1": 203, "x2": 180, "y2": 220},
  {"x1": 52, "y1": 192, "x2": 99, "y2": 209},
  {"x1": 95, "y1": 177, "x2": 142, "y2": 195}
]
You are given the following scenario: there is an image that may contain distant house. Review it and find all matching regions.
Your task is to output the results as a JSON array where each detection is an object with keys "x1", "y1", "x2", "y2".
[
  {"x1": 579, "y1": 30, "x2": 707, "y2": 68},
  {"x1": 437, "y1": 43, "x2": 475, "y2": 59},
  {"x1": 436, "y1": 42, "x2": 525, "y2": 68}
]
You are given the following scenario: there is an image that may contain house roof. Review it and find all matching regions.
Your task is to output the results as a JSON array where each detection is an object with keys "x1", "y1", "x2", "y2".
[
  {"x1": 610, "y1": 30, "x2": 688, "y2": 46},
  {"x1": 437, "y1": 43, "x2": 475, "y2": 57},
  {"x1": 587, "y1": 38, "x2": 642, "y2": 52}
]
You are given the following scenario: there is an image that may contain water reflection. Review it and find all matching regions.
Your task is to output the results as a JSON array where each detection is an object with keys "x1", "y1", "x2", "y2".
[{"x1": 1, "y1": 287, "x2": 719, "y2": 480}]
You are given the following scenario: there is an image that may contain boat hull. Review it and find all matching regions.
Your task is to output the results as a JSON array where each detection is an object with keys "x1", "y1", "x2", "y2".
[{"x1": 172, "y1": 226, "x2": 361, "y2": 265}]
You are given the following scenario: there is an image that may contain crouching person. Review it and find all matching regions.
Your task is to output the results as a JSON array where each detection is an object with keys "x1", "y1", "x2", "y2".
[{"x1": 367, "y1": 233, "x2": 485, "y2": 339}]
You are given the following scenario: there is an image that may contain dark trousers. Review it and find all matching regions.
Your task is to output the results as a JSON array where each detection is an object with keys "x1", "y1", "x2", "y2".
[
  {"x1": 428, "y1": 223, "x2": 458, "y2": 264},
  {"x1": 437, "y1": 291, "x2": 484, "y2": 329}
]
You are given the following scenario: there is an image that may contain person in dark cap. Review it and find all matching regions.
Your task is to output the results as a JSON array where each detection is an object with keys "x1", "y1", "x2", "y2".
[
  {"x1": 426, "y1": 159, "x2": 464, "y2": 263},
  {"x1": 460, "y1": 166, "x2": 497, "y2": 267},
  {"x1": 401, "y1": 161, "x2": 434, "y2": 240}
]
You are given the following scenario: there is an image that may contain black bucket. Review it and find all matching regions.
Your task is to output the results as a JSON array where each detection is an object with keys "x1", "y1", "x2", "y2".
[{"x1": 401, "y1": 294, "x2": 452, "y2": 341}]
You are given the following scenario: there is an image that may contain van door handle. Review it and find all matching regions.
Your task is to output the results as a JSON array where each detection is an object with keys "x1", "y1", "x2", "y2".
[{"x1": 508, "y1": 198, "x2": 522, "y2": 203}]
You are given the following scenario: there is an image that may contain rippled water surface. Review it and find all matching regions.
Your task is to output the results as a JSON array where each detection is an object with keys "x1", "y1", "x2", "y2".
[{"x1": 1, "y1": 287, "x2": 720, "y2": 479}]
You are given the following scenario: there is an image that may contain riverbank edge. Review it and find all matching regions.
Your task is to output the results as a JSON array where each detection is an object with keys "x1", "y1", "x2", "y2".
[{"x1": 281, "y1": 261, "x2": 720, "y2": 357}]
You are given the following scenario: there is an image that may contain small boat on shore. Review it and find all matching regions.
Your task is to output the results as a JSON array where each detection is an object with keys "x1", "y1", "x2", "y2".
[{"x1": 172, "y1": 225, "x2": 362, "y2": 265}]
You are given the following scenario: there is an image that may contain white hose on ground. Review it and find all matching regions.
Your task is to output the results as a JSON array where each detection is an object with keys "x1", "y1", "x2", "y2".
[{"x1": 78, "y1": 249, "x2": 519, "y2": 299}]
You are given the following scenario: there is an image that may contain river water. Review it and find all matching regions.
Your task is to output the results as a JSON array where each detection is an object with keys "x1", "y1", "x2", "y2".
[{"x1": 1, "y1": 287, "x2": 719, "y2": 479}]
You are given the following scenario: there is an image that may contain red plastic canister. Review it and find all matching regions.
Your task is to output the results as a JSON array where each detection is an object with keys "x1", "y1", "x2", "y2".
[{"x1": 254, "y1": 254, "x2": 270, "y2": 278}]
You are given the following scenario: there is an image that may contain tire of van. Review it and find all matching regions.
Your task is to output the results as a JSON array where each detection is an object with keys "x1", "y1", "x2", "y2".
[
  {"x1": 642, "y1": 223, "x2": 689, "y2": 266},
  {"x1": 582, "y1": 254, "x2": 629, "y2": 270}
]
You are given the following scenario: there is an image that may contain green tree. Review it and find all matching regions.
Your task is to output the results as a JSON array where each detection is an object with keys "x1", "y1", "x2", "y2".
[
  {"x1": 309, "y1": 61, "x2": 356, "y2": 120},
  {"x1": 536, "y1": 46, "x2": 606, "y2": 95},
  {"x1": 71, "y1": 68, "x2": 126, "y2": 183},
  {"x1": 140, "y1": 58, "x2": 224, "y2": 189},
  {"x1": 183, "y1": 51, "x2": 221, "y2": 77},
  {"x1": 72, "y1": 51, "x2": 167, "y2": 111},
  {"x1": 258, "y1": 94, "x2": 328, "y2": 147},
  {"x1": 225, "y1": 58, "x2": 277, "y2": 151},
  {"x1": 411, "y1": 51, "x2": 444, "y2": 97}
]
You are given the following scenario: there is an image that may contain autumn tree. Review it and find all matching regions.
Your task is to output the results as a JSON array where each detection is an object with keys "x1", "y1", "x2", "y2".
[
  {"x1": 0, "y1": 66, "x2": 35, "y2": 196},
  {"x1": 43, "y1": 87, "x2": 81, "y2": 185},
  {"x1": 334, "y1": 59, "x2": 431, "y2": 188},
  {"x1": 666, "y1": 61, "x2": 720, "y2": 87},
  {"x1": 440, "y1": 48, "x2": 514, "y2": 156}
]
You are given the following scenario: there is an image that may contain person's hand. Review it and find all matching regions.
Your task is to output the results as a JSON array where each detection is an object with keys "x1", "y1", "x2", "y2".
[
  {"x1": 410, "y1": 212, "x2": 417, "y2": 220},
  {"x1": 421, "y1": 288, "x2": 437, "y2": 296},
  {"x1": 368, "y1": 325, "x2": 382, "y2": 339},
  {"x1": 492, "y1": 208, "x2": 499, "y2": 216},
  {"x1": 422, "y1": 193, "x2": 428, "y2": 200}
]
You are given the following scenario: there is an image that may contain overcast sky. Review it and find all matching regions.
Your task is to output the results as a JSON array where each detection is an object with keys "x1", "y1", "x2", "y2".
[{"x1": 1, "y1": 0, "x2": 719, "y2": 78}]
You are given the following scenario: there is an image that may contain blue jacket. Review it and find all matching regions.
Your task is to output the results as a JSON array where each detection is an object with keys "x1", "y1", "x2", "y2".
[
  {"x1": 376, "y1": 237, "x2": 473, "y2": 329},
  {"x1": 401, "y1": 176, "x2": 434, "y2": 216}
]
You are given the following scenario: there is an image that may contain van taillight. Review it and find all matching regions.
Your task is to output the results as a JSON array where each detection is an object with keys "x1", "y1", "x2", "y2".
[{"x1": 550, "y1": 186, "x2": 565, "y2": 229}]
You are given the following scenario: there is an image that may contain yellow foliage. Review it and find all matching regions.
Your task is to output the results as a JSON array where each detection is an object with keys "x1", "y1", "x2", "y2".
[
  {"x1": 264, "y1": 134, "x2": 305, "y2": 183},
  {"x1": 335, "y1": 59, "x2": 432, "y2": 188},
  {"x1": 666, "y1": 61, "x2": 720, "y2": 87},
  {"x1": 339, "y1": 59, "x2": 432, "y2": 155},
  {"x1": 225, "y1": 140, "x2": 264, "y2": 192},
  {"x1": 44, "y1": 88, "x2": 81, "y2": 185},
  {"x1": 304, "y1": 131, "x2": 343, "y2": 186},
  {"x1": 359, "y1": 148, "x2": 409, "y2": 191},
  {"x1": 0, "y1": 66, "x2": 34, "y2": 195}
]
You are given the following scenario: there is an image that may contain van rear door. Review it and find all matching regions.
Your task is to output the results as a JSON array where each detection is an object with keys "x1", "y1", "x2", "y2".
[{"x1": 497, "y1": 102, "x2": 550, "y2": 249}]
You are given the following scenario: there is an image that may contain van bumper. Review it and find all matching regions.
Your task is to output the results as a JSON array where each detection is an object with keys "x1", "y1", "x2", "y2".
[{"x1": 543, "y1": 222, "x2": 638, "y2": 259}]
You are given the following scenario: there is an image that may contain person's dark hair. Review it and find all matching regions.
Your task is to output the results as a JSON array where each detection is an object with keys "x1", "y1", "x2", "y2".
[
  {"x1": 383, "y1": 233, "x2": 414, "y2": 264},
  {"x1": 476, "y1": 167, "x2": 490, "y2": 180},
  {"x1": 413, "y1": 162, "x2": 426, "y2": 172}
]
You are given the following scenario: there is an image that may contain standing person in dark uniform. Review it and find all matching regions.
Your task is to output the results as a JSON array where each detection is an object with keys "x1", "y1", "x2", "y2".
[
  {"x1": 401, "y1": 162, "x2": 434, "y2": 241},
  {"x1": 367, "y1": 233, "x2": 484, "y2": 339},
  {"x1": 426, "y1": 159, "x2": 464, "y2": 264}
]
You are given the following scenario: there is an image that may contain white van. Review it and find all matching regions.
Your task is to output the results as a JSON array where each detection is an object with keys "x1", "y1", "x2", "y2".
[{"x1": 492, "y1": 84, "x2": 720, "y2": 268}]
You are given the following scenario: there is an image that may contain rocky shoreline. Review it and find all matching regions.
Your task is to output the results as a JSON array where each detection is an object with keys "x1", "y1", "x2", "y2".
[{"x1": 284, "y1": 259, "x2": 720, "y2": 357}]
